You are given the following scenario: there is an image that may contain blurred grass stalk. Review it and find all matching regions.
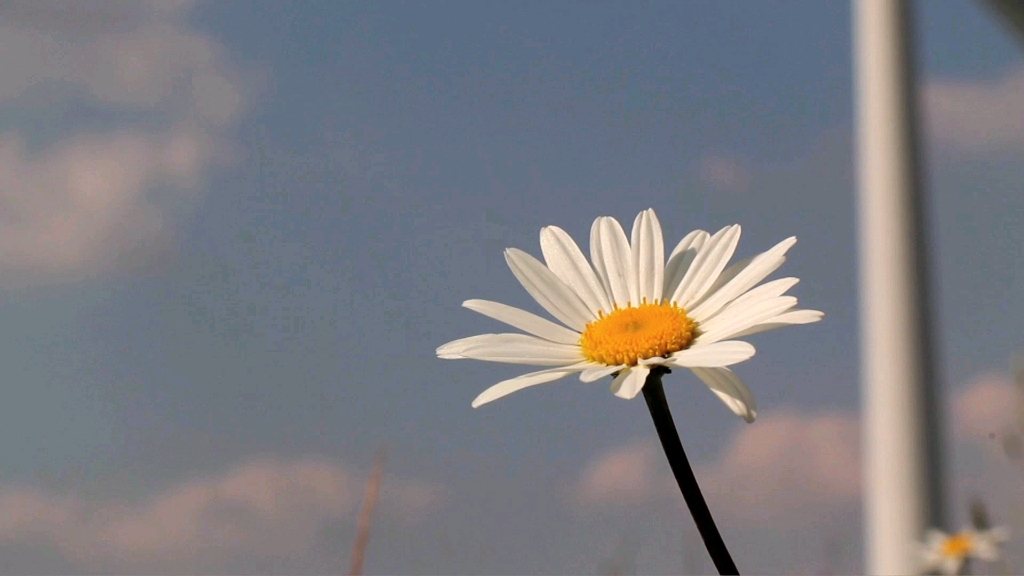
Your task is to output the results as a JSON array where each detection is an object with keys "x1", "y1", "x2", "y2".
[{"x1": 350, "y1": 449, "x2": 386, "y2": 576}]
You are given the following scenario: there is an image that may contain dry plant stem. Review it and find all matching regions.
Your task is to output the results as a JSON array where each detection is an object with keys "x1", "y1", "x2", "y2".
[
  {"x1": 642, "y1": 368, "x2": 739, "y2": 575},
  {"x1": 350, "y1": 449, "x2": 386, "y2": 576}
]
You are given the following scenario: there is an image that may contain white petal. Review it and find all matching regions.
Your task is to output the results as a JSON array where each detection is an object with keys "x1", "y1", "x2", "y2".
[
  {"x1": 972, "y1": 538, "x2": 1000, "y2": 561},
  {"x1": 437, "y1": 333, "x2": 501, "y2": 357},
  {"x1": 690, "y1": 367, "x2": 757, "y2": 422},
  {"x1": 540, "y1": 226, "x2": 613, "y2": 316},
  {"x1": 437, "y1": 334, "x2": 486, "y2": 358},
  {"x1": 460, "y1": 349, "x2": 584, "y2": 365},
  {"x1": 972, "y1": 527, "x2": 1009, "y2": 560},
  {"x1": 919, "y1": 537, "x2": 944, "y2": 572},
  {"x1": 610, "y1": 365, "x2": 650, "y2": 399},
  {"x1": 655, "y1": 340, "x2": 755, "y2": 368},
  {"x1": 505, "y1": 248, "x2": 595, "y2": 332},
  {"x1": 471, "y1": 362, "x2": 591, "y2": 408},
  {"x1": 919, "y1": 551, "x2": 941, "y2": 572},
  {"x1": 696, "y1": 296, "x2": 798, "y2": 345},
  {"x1": 671, "y1": 225, "x2": 742, "y2": 309},
  {"x1": 635, "y1": 356, "x2": 673, "y2": 368},
  {"x1": 630, "y1": 209, "x2": 665, "y2": 305},
  {"x1": 728, "y1": 309, "x2": 824, "y2": 338},
  {"x1": 730, "y1": 276, "x2": 801, "y2": 306},
  {"x1": 940, "y1": 555, "x2": 962, "y2": 576},
  {"x1": 985, "y1": 526, "x2": 1011, "y2": 543},
  {"x1": 664, "y1": 230, "x2": 709, "y2": 299},
  {"x1": 924, "y1": 529, "x2": 949, "y2": 547},
  {"x1": 703, "y1": 276, "x2": 802, "y2": 330},
  {"x1": 463, "y1": 299, "x2": 582, "y2": 345},
  {"x1": 579, "y1": 364, "x2": 625, "y2": 382},
  {"x1": 438, "y1": 333, "x2": 585, "y2": 365},
  {"x1": 688, "y1": 237, "x2": 797, "y2": 322},
  {"x1": 688, "y1": 254, "x2": 754, "y2": 310},
  {"x1": 590, "y1": 217, "x2": 634, "y2": 308}
]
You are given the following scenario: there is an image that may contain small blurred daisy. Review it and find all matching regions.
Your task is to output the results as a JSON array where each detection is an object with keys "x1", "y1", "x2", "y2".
[
  {"x1": 920, "y1": 527, "x2": 1010, "y2": 575},
  {"x1": 437, "y1": 208, "x2": 823, "y2": 421}
]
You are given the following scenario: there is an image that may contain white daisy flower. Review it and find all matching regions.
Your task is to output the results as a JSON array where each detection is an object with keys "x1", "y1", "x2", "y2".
[
  {"x1": 437, "y1": 208, "x2": 823, "y2": 421},
  {"x1": 920, "y1": 526, "x2": 1011, "y2": 575}
]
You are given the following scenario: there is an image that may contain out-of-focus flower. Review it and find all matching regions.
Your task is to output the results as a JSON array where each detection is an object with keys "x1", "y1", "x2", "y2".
[{"x1": 919, "y1": 526, "x2": 1010, "y2": 575}]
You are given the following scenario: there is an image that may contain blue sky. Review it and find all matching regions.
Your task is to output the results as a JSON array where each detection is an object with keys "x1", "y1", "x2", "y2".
[{"x1": 0, "y1": 1, "x2": 1022, "y2": 574}]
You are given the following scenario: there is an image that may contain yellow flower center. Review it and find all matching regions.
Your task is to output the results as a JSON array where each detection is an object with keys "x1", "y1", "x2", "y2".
[
  {"x1": 941, "y1": 533, "x2": 974, "y2": 558},
  {"x1": 579, "y1": 300, "x2": 697, "y2": 367}
]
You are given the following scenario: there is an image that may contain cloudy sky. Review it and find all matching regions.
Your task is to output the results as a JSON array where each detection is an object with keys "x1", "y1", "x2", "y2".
[{"x1": 0, "y1": 1, "x2": 1023, "y2": 574}]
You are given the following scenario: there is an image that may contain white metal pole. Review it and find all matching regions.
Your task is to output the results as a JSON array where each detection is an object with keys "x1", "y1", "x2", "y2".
[{"x1": 854, "y1": 1, "x2": 946, "y2": 574}]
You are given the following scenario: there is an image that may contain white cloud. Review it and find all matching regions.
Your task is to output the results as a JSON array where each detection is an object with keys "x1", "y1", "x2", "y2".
[
  {"x1": 576, "y1": 409, "x2": 861, "y2": 528},
  {"x1": 698, "y1": 154, "x2": 751, "y2": 193},
  {"x1": 948, "y1": 374, "x2": 1024, "y2": 556},
  {"x1": 0, "y1": 127, "x2": 211, "y2": 273},
  {"x1": 697, "y1": 409, "x2": 860, "y2": 527},
  {"x1": 576, "y1": 373, "x2": 1024, "y2": 528},
  {"x1": 0, "y1": 0, "x2": 250, "y2": 283},
  {"x1": 576, "y1": 438, "x2": 665, "y2": 507},
  {"x1": 922, "y1": 66, "x2": 1024, "y2": 150},
  {"x1": 951, "y1": 372, "x2": 1021, "y2": 442},
  {"x1": 0, "y1": 457, "x2": 444, "y2": 573}
]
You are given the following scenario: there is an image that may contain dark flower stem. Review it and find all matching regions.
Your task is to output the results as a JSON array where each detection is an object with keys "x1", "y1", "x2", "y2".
[{"x1": 642, "y1": 367, "x2": 739, "y2": 575}]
